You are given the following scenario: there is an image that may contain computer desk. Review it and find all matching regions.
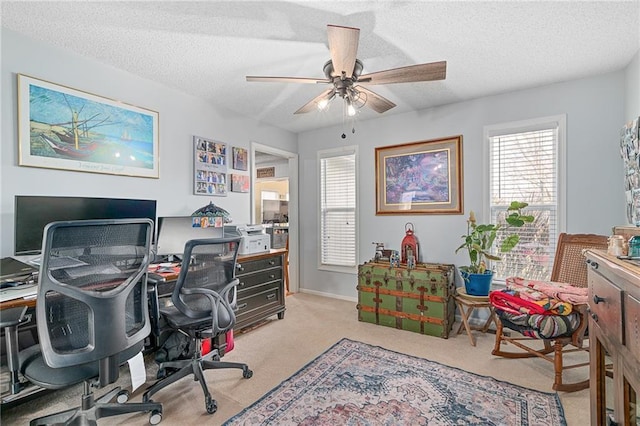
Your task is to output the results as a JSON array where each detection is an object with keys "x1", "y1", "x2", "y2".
[{"x1": 1, "y1": 248, "x2": 288, "y2": 407}]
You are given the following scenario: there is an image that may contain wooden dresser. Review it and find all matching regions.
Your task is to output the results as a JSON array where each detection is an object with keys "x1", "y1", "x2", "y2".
[
  {"x1": 235, "y1": 249, "x2": 287, "y2": 330},
  {"x1": 585, "y1": 249, "x2": 640, "y2": 425}
]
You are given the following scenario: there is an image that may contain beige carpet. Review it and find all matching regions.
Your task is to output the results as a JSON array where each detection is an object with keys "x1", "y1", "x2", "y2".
[{"x1": 1, "y1": 292, "x2": 590, "y2": 425}]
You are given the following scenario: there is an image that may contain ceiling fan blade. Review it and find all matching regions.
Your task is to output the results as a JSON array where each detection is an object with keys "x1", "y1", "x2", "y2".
[
  {"x1": 246, "y1": 76, "x2": 330, "y2": 84},
  {"x1": 359, "y1": 61, "x2": 447, "y2": 85},
  {"x1": 294, "y1": 88, "x2": 336, "y2": 115},
  {"x1": 354, "y1": 86, "x2": 396, "y2": 113},
  {"x1": 327, "y1": 24, "x2": 359, "y2": 78}
]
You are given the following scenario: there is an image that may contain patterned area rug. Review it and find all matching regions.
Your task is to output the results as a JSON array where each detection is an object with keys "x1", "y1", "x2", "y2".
[{"x1": 224, "y1": 338, "x2": 566, "y2": 426}]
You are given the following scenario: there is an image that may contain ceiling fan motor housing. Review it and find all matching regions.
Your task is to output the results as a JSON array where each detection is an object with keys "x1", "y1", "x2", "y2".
[{"x1": 324, "y1": 59, "x2": 363, "y2": 99}]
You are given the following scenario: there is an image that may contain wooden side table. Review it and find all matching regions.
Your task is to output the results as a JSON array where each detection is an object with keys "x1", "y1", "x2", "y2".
[{"x1": 454, "y1": 288, "x2": 498, "y2": 346}]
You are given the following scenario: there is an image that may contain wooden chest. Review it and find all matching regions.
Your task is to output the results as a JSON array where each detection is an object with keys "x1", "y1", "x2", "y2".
[{"x1": 357, "y1": 261, "x2": 455, "y2": 338}]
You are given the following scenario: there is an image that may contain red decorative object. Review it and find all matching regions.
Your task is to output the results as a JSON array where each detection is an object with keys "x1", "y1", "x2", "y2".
[{"x1": 401, "y1": 222, "x2": 420, "y2": 264}]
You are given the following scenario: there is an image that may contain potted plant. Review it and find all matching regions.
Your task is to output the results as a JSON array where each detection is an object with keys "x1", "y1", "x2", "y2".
[{"x1": 455, "y1": 201, "x2": 533, "y2": 296}]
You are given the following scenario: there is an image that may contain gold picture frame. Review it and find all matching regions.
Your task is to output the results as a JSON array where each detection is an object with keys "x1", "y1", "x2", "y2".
[{"x1": 375, "y1": 135, "x2": 463, "y2": 215}]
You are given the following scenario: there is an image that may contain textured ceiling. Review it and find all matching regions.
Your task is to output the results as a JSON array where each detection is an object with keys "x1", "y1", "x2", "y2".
[{"x1": 2, "y1": 1, "x2": 639, "y2": 134}]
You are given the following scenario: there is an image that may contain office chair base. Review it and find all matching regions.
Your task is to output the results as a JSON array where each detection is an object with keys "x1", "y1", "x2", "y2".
[
  {"x1": 143, "y1": 356, "x2": 252, "y2": 415},
  {"x1": 29, "y1": 385, "x2": 163, "y2": 426}
]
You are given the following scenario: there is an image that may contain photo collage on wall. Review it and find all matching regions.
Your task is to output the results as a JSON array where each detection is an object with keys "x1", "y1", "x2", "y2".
[
  {"x1": 231, "y1": 146, "x2": 250, "y2": 193},
  {"x1": 194, "y1": 135, "x2": 227, "y2": 196},
  {"x1": 620, "y1": 117, "x2": 640, "y2": 224}
]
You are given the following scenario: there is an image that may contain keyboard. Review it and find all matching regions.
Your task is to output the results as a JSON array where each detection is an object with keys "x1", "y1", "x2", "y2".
[{"x1": 30, "y1": 256, "x2": 88, "y2": 270}]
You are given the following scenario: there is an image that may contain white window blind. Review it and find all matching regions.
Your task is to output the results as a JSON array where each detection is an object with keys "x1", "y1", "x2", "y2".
[
  {"x1": 319, "y1": 148, "x2": 357, "y2": 268},
  {"x1": 486, "y1": 115, "x2": 565, "y2": 281}
]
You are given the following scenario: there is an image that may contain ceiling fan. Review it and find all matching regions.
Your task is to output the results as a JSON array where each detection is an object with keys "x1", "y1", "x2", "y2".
[{"x1": 246, "y1": 24, "x2": 447, "y2": 116}]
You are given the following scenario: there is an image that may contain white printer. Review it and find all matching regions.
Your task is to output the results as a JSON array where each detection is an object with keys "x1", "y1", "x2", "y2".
[{"x1": 225, "y1": 224, "x2": 270, "y2": 255}]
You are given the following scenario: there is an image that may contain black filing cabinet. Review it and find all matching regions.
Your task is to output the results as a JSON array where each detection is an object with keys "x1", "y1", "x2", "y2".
[{"x1": 235, "y1": 249, "x2": 286, "y2": 330}]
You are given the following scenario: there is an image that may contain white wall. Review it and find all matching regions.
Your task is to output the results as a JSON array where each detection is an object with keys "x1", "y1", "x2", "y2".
[
  {"x1": 625, "y1": 50, "x2": 640, "y2": 122},
  {"x1": 298, "y1": 70, "x2": 628, "y2": 300},
  {"x1": 0, "y1": 29, "x2": 297, "y2": 256}
]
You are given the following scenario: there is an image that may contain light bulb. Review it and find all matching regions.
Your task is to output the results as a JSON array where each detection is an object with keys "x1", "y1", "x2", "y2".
[
  {"x1": 347, "y1": 102, "x2": 356, "y2": 117},
  {"x1": 317, "y1": 99, "x2": 329, "y2": 110}
]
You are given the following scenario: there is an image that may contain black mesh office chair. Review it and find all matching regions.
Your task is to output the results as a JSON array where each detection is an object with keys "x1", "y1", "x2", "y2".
[
  {"x1": 142, "y1": 237, "x2": 252, "y2": 415},
  {"x1": 18, "y1": 219, "x2": 163, "y2": 425}
]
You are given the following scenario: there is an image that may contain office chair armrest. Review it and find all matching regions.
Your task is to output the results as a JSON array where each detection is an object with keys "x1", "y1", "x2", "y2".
[{"x1": 181, "y1": 279, "x2": 239, "y2": 334}]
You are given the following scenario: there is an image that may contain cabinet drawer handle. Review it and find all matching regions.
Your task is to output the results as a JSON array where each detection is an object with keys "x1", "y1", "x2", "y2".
[
  {"x1": 269, "y1": 274, "x2": 275, "y2": 279},
  {"x1": 593, "y1": 295, "x2": 605, "y2": 304},
  {"x1": 266, "y1": 294, "x2": 276, "y2": 300},
  {"x1": 238, "y1": 303, "x2": 248, "y2": 310},
  {"x1": 238, "y1": 281, "x2": 245, "y2": 287},
  {"x1": 236, "y1": 264, "x2": 245, "y2": 272},
  {"x1": 268, "y1": 260, "x2": 275, "y2": 265}
]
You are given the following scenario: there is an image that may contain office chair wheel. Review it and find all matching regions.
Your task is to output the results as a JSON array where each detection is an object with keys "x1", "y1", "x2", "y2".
[
  {"x1": 116, "y1": 389, "x2": 130, "y2": 403},
  {"x1": 149, "y1": 409, "x2": 163, "y2": 425},
  {"x1": 205, "y1": 395, "x2": 218, "y2": 414},
  {"x1": 243, "y1": 368, "x2": 253, "y2": 379}
]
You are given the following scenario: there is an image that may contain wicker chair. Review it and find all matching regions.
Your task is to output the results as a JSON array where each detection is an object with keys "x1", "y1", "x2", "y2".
[{"x1": 491, "y1": 233, "x2": 609, "y2": 392}]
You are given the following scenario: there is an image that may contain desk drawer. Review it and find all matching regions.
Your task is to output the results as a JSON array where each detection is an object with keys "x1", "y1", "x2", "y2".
[
  {"x1": 589, "y1": 268, "x2": 623, "y2": 344},
  {"x1": 236, "y1": 285, "x2": 282, "y2": 323},
  {"x1": 237, "y1": 268, "x2": 282, "y2": 291},
  {"x1": 236, "y1": 255, "x2": 282, "y2": 275},
  {"x1": 238, "y1": 279, "x2": 281, "y2": 299},
  {"x1": 626, "y1": 293, "x2": 640, "y2": 358}
]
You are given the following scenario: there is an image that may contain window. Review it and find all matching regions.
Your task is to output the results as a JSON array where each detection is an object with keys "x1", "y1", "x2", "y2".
[
  {"x1": 318, "y1": 146, "x2": 358, "y2": 270},
  {"x1": 485, "y1": 115, "x2": 566, "y2": 282}
]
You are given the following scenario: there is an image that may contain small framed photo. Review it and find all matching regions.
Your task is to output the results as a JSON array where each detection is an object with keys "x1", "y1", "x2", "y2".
[
  {"x1": 231, "y1": 174, "x2": 250, "y2": 193},
  {"x1": 232, "y1": 147, "x2": 248, "y2": 171}
]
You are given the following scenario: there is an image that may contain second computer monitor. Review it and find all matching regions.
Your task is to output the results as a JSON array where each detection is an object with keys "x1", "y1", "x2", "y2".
[{"x1": 155, "y1": 216, "x2": 223, "y2": 259}]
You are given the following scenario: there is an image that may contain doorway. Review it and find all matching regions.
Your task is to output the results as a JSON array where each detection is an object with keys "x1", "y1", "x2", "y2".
[{"x1": 251, "y1": 142, "x2": 298, "y2": 294}]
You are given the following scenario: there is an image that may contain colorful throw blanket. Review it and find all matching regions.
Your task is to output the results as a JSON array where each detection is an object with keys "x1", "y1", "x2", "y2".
[
  {"x1": 495, "y1": 309, "x2": 581, "y2": 339},
  {"x1": 506, "y1": 276, "x2": 588, "y2": 305},
  {"x1": 489, "y1": 276, "x2": 587, "y2": 339}
]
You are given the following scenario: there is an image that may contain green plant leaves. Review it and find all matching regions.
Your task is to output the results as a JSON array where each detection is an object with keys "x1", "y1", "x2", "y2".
[{"x1": 457, "y1": 200, "x2": 531, "y2": 274}]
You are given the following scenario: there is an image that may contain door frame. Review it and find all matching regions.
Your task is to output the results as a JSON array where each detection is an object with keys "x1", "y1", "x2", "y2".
[{"x1": 250, "y1": 142, "x2": 299, "y2": 293}]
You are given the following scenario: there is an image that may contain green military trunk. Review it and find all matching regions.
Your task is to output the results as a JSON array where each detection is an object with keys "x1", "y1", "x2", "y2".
[{"x1": 357, "y1": 261, "x2": 455, "y2": 338}]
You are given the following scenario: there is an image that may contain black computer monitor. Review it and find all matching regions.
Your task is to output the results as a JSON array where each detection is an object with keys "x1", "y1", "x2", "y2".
[
  {"x1": 14, "y1": 196, "x2": 157, "y2": 255},
  {"x1": 155, "y1": 216, "x2": 225, "y2": 259}
]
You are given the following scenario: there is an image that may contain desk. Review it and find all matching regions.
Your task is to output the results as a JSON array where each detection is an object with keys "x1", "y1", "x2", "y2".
[
  {"x1": 1, "y1": 248, "x2": 288, "y2": 406},
  {"x1": 150, "y1": 249, "x2": 288, "y2": 330},
  {"x1": 454, "y1": 288, "x2": 498, "y2": 346}
]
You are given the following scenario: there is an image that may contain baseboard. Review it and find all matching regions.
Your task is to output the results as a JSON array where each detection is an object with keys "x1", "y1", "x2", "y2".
[{"x1": 297, "y1": 288, "x2": 357, "y2": 303}]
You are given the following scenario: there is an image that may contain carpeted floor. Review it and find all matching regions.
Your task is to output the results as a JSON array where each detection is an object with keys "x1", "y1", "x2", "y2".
[
  {"x1": 225, "y1": 338, "x2": 567, "y2": 425},
  {"x1": 1, "y1": 292, "x2": 590, "y2": 425}
]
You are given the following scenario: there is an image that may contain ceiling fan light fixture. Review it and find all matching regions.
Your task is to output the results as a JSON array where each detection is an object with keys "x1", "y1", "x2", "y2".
[
  {"x1": 317, "y1": 90, "x2": 336, "y2": 111},
  {"x1": 346, "y1": 98, "x2": 357, "y2": 117}
]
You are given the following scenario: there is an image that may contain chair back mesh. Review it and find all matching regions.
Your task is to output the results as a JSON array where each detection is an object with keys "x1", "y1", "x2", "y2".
[
  {"x1": 172, "y1": 237, "x2": 241, "y2": 330},
  {"x1": 37, "y1": 219, "x2": 153, "y2": 369},
  {"x1": 550, "y1": 233, "x2": 609, "y2": 287}
]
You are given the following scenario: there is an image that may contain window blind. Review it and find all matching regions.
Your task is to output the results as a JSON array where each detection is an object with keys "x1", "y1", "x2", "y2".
[
  {"x1": 320, "y1": 151, "x2": 356, "y2": 267},
  {"x1": 488, "y1": 120, "x2": 563, "y2": 282}
]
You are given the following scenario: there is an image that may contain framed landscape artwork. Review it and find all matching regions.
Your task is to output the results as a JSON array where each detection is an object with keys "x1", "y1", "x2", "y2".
[
  {"x1": 375, "y1": 135, "x2": 463, "y2": 214},
  {"x1": 17, "y1": 74, "x2": 159, "y2": 178}
]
